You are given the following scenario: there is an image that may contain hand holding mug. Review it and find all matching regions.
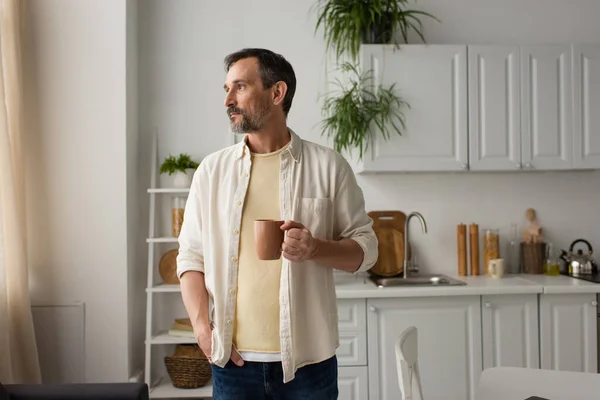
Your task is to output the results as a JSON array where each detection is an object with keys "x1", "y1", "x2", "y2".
[{"x1": 280, "y1": 220, "x2": 317, "y2": 262}]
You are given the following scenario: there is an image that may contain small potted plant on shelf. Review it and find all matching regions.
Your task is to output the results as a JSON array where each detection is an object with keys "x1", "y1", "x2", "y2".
[
  {"x1": 159, "y1": 153, "x2": 200, "y2": 188},
  {"x1": 314, "y1": 0, "x2": 440, "y2": 62},
  {"x1": 319, "y1": 62, "x2": 409, "y2": 160}
]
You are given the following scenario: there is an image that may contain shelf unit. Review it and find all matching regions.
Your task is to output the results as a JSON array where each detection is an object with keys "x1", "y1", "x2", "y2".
[
  {"x1": 144, "y1": 133, "x2": 213, "y2": 399},
  {"x1": 150, "y1": 378, "x2": 213, "y2": 399}
]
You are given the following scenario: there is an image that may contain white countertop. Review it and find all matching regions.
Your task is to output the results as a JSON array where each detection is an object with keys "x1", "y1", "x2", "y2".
[
  {"x1": 513, "y1": 274, "x2": 600, "y2": 294},
  {"x1": 334, "y1": 272, "x2": 600, "y2": 299}
]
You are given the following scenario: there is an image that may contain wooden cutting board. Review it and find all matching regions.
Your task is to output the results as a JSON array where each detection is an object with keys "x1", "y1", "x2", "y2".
[{"x1": 368, "y1": 211, "x2": 410, "y2": 277}]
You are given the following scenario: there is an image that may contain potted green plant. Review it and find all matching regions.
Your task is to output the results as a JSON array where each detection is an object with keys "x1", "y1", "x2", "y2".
[
  {"x1": 160, "y1": 153, "x2": 200, "y2": 188},
  {"x1": 314, "y1": 0, "x2": 440, "y2": 62},
  {"x1": 319, "y1": 62, "x2": 408, "y2": 160}
]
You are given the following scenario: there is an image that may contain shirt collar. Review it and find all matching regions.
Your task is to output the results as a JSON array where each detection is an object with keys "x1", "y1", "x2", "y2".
[{"x1": 235, "y1": 128, "x2": 302, "y2": 162}]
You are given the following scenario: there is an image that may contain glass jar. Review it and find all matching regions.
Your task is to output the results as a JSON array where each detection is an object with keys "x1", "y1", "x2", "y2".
[
  {"x1": 506, "y1": 223, "x2": 521, "y2": 274},
  {"x1": 544, "y1": 242, "x2": 561, "y2": 276},
  {"x1": 483, "y1": 229, "x2": 500, "y2": 275},
  {"x1": 172, "y1": 196, "x2": 186, "y2": 237}
]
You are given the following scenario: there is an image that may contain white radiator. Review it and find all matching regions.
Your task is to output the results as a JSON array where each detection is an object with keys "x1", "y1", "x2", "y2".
[{"x1": 31, "y1": 302, "x2": 85, "y2": 384}]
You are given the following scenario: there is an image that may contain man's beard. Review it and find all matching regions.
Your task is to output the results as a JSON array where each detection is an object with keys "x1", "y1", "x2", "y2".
[{"x1": 227, "y1": 102, "x2": 270, "y2": 133}]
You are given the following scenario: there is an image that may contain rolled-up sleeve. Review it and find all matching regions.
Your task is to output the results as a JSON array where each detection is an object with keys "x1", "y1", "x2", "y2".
[
  {"x1": 176, "y1": 167, "x2": 205, "y2": 278},
  {"x1": 333, "y1": 160, "x2": 378, "y2": 273}
]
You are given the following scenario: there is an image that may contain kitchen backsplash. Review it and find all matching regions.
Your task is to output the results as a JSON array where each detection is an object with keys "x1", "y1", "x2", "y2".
[{"x1": 355, "y1": 169, "x2": 600, "y2": 276}]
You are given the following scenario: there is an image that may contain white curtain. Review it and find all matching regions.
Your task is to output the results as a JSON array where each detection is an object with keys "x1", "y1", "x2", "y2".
[{"x1": 0, "y1": 0, "x2": 41, "y2": 384}]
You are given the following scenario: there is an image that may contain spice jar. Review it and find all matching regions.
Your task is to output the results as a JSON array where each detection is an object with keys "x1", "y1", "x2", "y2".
[
  {"x1": 483, "y1": 229, "x2": 500, "y2": 275},
  {"x1": 172, "y1": 196, "x2": 186, "y2": 237}
]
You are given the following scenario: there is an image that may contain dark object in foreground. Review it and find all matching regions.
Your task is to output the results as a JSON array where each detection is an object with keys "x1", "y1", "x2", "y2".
[{"x1": 0, "y1": 381, "x2": 148, "y2": 400}]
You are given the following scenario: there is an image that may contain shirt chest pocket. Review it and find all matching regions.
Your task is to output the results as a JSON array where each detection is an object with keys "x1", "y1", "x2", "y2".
[{"x1": 295, "y1": 198, "x2": 333, "y2": 240}]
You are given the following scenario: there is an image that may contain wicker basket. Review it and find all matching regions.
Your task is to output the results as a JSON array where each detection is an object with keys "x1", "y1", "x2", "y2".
[{"x1": 164, "y1": 344, "x2": 211, "y2": 389}]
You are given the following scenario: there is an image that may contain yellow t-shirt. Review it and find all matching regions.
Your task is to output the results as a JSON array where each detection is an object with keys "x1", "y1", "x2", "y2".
[{"x1": 233, "y1": 143, "x2": 289, "y2": 358}]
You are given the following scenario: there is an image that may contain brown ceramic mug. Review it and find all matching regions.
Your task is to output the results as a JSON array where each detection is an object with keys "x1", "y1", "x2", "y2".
[{"x1": 254, "y1": 219, "x2": 285, "y2": 260}]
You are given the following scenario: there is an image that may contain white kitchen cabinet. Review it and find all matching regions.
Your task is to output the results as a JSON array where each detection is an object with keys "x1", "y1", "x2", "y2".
[
  {"x1": 481, "y1": 294, "x2": 539, "y2": 369},
  {"x1": 540, "y1": 293, "x2": 598, "y2": 373},
  {"x1": 367, "y1": 296, "x2": 482, "y2": 400},
  {"x1": 337, "y1": 299, "x2": 369, "y2": 400},
  {"x1": 352, "y1": 43, "x2": 600, "y2": 173},
  {"x1": 338, "y1": 366, "x2": 369, "y2": 400},
  {"x1": 357, "y1": 44, "x2": 468, "y2": 173},
  {"x1": 521, "y1": 45, "x2": 573, "y2": 170},
  {"x1": 573, "y1": 44, "x2": 600, "y2": 169},
  {"x1": 469, "y1": 44, "x2": 580, "y2": 171},
  {"x1": 468, "y1": 46, "x2": 522, "y2": 171},
  {"x1": 336, "y1": 299, "x2": 367, "y2": 366}
]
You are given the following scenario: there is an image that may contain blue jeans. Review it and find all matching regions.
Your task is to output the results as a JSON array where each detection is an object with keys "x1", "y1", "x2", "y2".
[{"x1": 210, "y1": 355, "x2": 338, "y2": 400}]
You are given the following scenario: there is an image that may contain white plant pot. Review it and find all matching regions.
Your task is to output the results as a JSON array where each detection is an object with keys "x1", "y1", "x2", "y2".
[{"x1": 162, "y1": 169, "x2": 195, "y2": 189}]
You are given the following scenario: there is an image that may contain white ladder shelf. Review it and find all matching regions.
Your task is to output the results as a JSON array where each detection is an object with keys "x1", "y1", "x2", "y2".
[{"x1": 143, "y1": 132, "x2": 213, "y2": 399}]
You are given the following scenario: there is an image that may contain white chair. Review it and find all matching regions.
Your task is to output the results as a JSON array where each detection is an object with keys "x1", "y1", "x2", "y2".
[{"x1": 395, "y1": 326, "x2": 424, "y2": 400}]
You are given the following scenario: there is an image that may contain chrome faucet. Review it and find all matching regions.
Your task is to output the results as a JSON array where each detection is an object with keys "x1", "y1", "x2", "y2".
[{"x1": 404, "y1": 212, "x2": 428, "y2": 278}]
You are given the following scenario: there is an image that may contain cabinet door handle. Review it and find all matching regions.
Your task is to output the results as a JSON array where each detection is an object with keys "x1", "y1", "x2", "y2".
[
  {"x1": 591, "y1": 301, "x2": 598, "y2": 307},
  {"x1": 484, "y1": 302, "x2": 491, "y2": 308},
  {"x1": 369, "y1": 306, "x2": 377, "y2": 313}
]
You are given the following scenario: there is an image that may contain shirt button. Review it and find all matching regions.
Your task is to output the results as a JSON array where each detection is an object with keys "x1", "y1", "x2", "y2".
[
  {"x1": 236, "y1": 201, "x2": 242, "y2": 206},
  {"x1": 233, "y1": 229, "x2": 239, "y2": 234},
  {"x1": 243, "y1": 172, "x2": 249, "y2": 177},
  {"x1": 231, "y1": 257, "x2": 238, "y2": 262},
  {"x1": 227, "y1": 319, "x2": 232, "y2": 324},
  {"x1": 230, "y1": 289, "x2": 236, "y2": 294}
]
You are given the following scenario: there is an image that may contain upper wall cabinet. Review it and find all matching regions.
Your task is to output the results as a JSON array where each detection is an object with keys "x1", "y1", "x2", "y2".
[
  {"x1": 521, "y1": 45, "x2": 573, "y2": 170},
  {"x1": 356, "y1": 44, "x2": 600, "y2": 173},
  {"x1": 470, "y1": 45, "x2": 574, "y2": 171},
  {"x1": 356, "y1": 45, "x2": 469, "y2": 173},
  {"x1": 468, "y1": 45, "x2": 522, "y2": 171},
  {"x1": 573, "y1": 45, "x2": 600, "y2": 168}
]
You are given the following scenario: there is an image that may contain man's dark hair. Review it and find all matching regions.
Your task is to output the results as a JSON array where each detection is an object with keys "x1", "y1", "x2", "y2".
[{"x1": 224, "y1": 48, "x2": 297, "y2": 117}]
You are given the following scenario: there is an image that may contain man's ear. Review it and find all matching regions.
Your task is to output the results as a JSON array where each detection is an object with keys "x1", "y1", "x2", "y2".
[{"x1": 272, "y1": 81, "x2": 288, "y2": 107}]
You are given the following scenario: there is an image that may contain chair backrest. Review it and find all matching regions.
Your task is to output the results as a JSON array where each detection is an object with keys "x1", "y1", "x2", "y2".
[{"x1": 395, "y1": 326, "x2": 424, "y2": 400}]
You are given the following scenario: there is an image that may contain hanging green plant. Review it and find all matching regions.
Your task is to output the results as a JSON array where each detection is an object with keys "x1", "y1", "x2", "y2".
[
  {"x1": 314, "y1": 0, "x2": 440, "y2": 62},
  {"x1": 319, "y1": 62, "x2": 409, "y2": 160}
]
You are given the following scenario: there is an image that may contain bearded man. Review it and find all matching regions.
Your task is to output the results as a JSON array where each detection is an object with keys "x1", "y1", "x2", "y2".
[{"x1": 177, "y1": 48, "x2": 378, "y2": 400}]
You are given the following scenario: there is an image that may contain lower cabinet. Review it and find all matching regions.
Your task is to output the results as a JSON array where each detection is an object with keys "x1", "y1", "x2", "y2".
[
  {"x1": 481, "y1": 294, "x2": 539, "y2": 369},
  {"x1": 336, "y1": 299, "x2": 368, "y2": 400},
  {"x1": 337, "y1": 292, "x2": 598, "y2": 400},
  {"x1": 338, "y1": 366, "x2": 369, "y2": 400},
  {"x1": 539, "y1": 293, "x2": 598, "y2": 373},
  {"x1": 366, "y1": 296, "x2": 482, "y2": 400}
]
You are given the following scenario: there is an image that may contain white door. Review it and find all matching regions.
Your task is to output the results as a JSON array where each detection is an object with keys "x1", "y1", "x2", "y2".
[
  {"x1": 338, "y1": 366, "x2": 368, "y2": 400},
  {"x1": 540, "y1": 293, "x2": 598, "y2": 373},
  {"x1": 358, "y1": 44, "x2": 468, "y2": 172},
  {"x1": 481, "y1": 294, "x2": 539, "y2": 369},
  {"x1": 468, "y1": 46, "x2": 521, "y2": 171},
  {"x1": 521, "y1": 45, "x2": 573, "y2": 170},
  {"x1": 367, "y1": 296, "x2": 482, "y2": 400},
  {"x1": 573, "y1": 44, "x2": 600, "y2": 169}
]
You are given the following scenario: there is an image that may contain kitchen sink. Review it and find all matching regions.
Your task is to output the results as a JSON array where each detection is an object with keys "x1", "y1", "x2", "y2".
[{"x1": 369, "y1": 274, "x2": 466, "y2": 288}]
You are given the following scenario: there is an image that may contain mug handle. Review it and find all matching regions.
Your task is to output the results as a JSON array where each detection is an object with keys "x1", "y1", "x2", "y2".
[{"x1": 489, "y1": 261, "x2": 496, "y2": 276}]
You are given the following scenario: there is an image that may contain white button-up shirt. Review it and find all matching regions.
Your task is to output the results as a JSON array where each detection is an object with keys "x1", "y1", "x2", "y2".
[{"x1": 176, "y1": 128, "x2": 378, "y2": 382}]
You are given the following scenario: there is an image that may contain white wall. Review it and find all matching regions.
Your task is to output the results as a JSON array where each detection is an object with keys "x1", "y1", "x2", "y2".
[
  {"x1": 25, "y1": 0, "x2": 131, "y2": 383},
  {"x1": 139, "y1": 0, "x2": 600, "y2": 277}
]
